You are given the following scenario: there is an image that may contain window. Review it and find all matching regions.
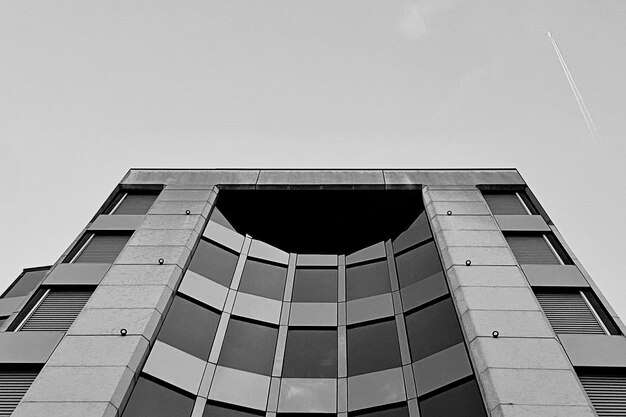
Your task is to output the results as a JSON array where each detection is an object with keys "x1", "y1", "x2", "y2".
[
  {"x1": 12, "y1": 288, "x2": 93, "y2": 332},
  {"x1": 291, "y1": 267, "x2": 337, "y2": 303},
  {"x1": 349, "y1": 402, "x2": 409, "y2": 417},
  {"x1": 157, "y1": 295, "x2": 221, "y2": 360},
  {"x1": 107, "y1": 192, "x2": 159, "y2": 215},
  {"x1": 346, "y1": 259, "x2": 391, "y2": 301},
  {"x1": 218, "y1": 317, "x2": 278, "y2": 376},
  {"x1": 68, "y1": 233, "x2": 131, "y2": 264},
  {"x1": 405, "y1": 297, "x2": 464, "y2": 362},
  {"x1": 483, "y1": 192, "x2": 532, "y2": 215},
  {"x1": 0, "y1": 367, "x2": 40, "y2": 416},
  {"x1": 188, "y1": 239, "x2": 239, "y2": 287},
  {"x1": 203, "y1": 401, "x2": 265, "y2": 417},
  {"x1": 347, "y1": 318, "x2": 402, "y2": 376},
  {"x1": 534, "y1": 290, "x2": 619, "y2": 335},
  {"x1": 238, "y1": 259, "x2": 287, "y2": 301},
  {"x1": 506, "y1": 234, "x2": 570, "y2": 265},
  {"x1": 394, "y1": 241, "x2": 442, "y2": 289},
  {"x1": 418, "y1": 379, "x2": 486, "y2": 417},
  {"x1": 282, "y1": 328, "x2": 338, "y2": 378},
  {"x1": 578, "y1": 369, "x2": 626, "y2": 417},
  {"x1": 122, "y1": 376, "x2": 195, "y2": 417},
  {"x1": 1, "y1": 267, "x2": 50, "y2": 299}
]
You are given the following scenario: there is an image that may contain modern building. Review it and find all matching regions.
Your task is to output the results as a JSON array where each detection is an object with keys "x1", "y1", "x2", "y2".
[{"x1": 0, "y1": 169, "x2": 624, "y2": 417}]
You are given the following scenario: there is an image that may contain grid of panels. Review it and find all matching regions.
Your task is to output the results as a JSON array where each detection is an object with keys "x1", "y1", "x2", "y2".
[{"x1": 123, "y1": 206, "x2": 487, "y2": 417}]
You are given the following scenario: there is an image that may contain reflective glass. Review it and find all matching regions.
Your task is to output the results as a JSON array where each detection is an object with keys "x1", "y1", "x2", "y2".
[
  {"x1": 157, "y1": 295, "x2": 221, "y2": 361},
  {"x1": 238, "y1": 259, "x2": 287, "y2": 301},
  {"x1": 346, "y1": 260, "x2": 391, "y2": 301},
  {"x1": 189, "y1": 239, "x2": 239, "y2": 287},
  {"x1": 283, "y1": 328, "x2": 338, "y2": 378},
  {"x1": 394, "y1": 242, "x2": 442, "y2": 289},
  {"x1": 218, "y1": 317, "x2": 278, "y2": 376},
  {"x1": 418, "y1": 379, "x2": 486, "y2": 417},
  {"x1": 292, "y1": 268, "x2": 337, "y2": 302},
  {"x1": 350, "y1": 402, "x2": 410, "y2": 417},
  {"x1": 203, "y1": 401, "x2": 265, "y2": 417},
  {"x1": 347, "y1": 319, "x2": 402, "y2": 376},
  {"x1": 3, "y1": 268, "x2": 48, "y2": 298},
  {"x1": 122, "y1": 376, "x2": 194, "y2": 417},
  {"x1": 405, "y1": 298, "x2": 464, "y2": 362}
]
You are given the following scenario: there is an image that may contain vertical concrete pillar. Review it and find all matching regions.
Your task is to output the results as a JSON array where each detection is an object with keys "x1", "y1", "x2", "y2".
[
  {"x1": 12, "y1": 186, "x2": 217, "y2": 417},
  {"x1": 423, "y1": 185, "x2": 597, "y2": 417}
]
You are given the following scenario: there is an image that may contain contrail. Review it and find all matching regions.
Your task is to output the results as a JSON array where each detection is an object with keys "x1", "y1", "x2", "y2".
[{"x1": 547, "y1": 31, "x2": 604, "y2": 148}]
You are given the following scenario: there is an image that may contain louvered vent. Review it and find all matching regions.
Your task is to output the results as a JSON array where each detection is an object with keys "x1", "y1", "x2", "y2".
[
  {"x1": 113, "y1": 193, "x2": 158, "y2": 215},
  {"x1": 506, "y1": 235, "x2": 561, "y2": 264},
  {"x1": 74, "y1": 234, "x2": 130, "y2": 263},
  {"x1": 20, "y1": 290, "x2": 93, "y2": 332},
  {"x1": 484, "y1": 193, "x2": 528, "y2": 215},
  {"x1": 0, "y1": 371, "x2": 38, "y2": 416},
  {"x1": 535, "y1": 292, "x2": 605, "y2": 334},
  {"x1": 579, "y1": 373, "x2": 626, "y2": 416}
]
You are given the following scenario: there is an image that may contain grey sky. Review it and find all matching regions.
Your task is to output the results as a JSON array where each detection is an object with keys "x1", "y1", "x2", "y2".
[{"x1": 1, "y1": 1, "x2": 625, "y2": 318}]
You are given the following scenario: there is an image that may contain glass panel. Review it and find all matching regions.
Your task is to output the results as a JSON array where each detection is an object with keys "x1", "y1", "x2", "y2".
[
  {"x1": 157, "y1": 295, "x2": 221, "y2": 361},
  {"x1": 405, "y1": 298, "x2": 464, "y2": 362},
  {"x1": 350, "y1": 402, "x2": 410, "y2": 417},
  {"x1": 292, "y1": 268, "x2": 338, "y2": 302},
  {"x1": 3, "y1": 269, "x2": 49, "y2": 298},
  {"x1": 394, "y1": 242, "x2": 442, "y2": 289},
  {"x1": 418, "y1": 379, "x2": 487, "y2": 417},
  {"x1": 238, "y1": 259, "x2": 287, "y2": 301},
  {"x1": 347, "y1": 319, "x2": 402, "y2": 376},
  {"x1": 218, "y1": 317, "x2": 279, "y2": 376},
  {"x1": 346, "y1": 260, "x2": 391, "y2": 301},
  {"x1": 283, "y1": 328, "x2": 338, "y2": 378},
  {"x1": 203, "y1": 401, "x2": 265, "y2": 417},
  {"x1": 189, "y1": 239, "x2": 239, "y2": 287},
  {"x1": 122, "y1": 376, "x2": 195, "y2": 417}
]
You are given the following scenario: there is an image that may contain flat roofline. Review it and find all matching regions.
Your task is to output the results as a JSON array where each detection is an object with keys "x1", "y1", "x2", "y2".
[{"x1": 127, "y1": 168, "x2": 521, "y2": 171}]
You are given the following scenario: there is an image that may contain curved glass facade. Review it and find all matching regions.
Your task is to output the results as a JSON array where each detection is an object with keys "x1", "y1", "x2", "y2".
[{"x1": 123, "y1": 190, "x2": 487, "y2": 417}]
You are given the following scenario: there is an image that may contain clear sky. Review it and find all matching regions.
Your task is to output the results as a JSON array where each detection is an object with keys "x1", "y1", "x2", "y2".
[{"x1": 1, "y1": 1, "x2": 625, "y2": 318}]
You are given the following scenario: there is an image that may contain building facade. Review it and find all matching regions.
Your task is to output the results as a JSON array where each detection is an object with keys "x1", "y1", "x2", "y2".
[{"x1": 0, "y1": 169, "x2": 624, "y2": 417}]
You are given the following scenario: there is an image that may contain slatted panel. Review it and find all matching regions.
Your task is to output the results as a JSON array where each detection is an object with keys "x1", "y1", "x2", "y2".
[
  {"x1": 535, "y1": 292, "x2": 605, "y2": 334},
  {"x1": 0, "y1": 371, "x2": 38, "y2": 416},
  {"x1": 74, "y1": 234, "x2": 130, "y2": 263},
  {"x1": 113, "y1": 193, "x2": 158, "y2": 215},
  {"x1": 20, "y1": 290, "x2": 93, "y2": 332},
  {"x1": 579, "y1": 374, "x2": 626, "y2": 416},
  {"x1": 484, "y1": 193, "x2": 528, "y2": 215},
  {"x1": 506, "y1": 235, "x2": 560, "y2": 264}
]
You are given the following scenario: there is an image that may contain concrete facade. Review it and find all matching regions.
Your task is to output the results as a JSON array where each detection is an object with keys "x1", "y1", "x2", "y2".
[{"x1": 1, "y1": 169, "x2": 623, "y2": 416}]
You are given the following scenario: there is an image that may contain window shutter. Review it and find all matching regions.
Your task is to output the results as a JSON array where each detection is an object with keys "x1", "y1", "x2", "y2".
[
  {"x1": 535, "y1": 292, "x2": 605, "y2": 334},
  {"x1": 113, "y1": 193, "x2": 158, "y2": 215},
  {"x1": 74, "y1": 234, "x2": 130, "y2": 263},
  {"x1": 484, "y1": 194, "x2": 527, "y2": 215},
  {"x1": 506, "y1": 236, "x2": 560, "y2": 264},
  {"x1": 0, "y1": 370, "x2": 38, "y2": 416},
  {"x1": 20, "y1": 290, "x2": 93, "y2": 332},
  {"x1": 579, "y1": 373, "x2": 626, "y2": 416}
]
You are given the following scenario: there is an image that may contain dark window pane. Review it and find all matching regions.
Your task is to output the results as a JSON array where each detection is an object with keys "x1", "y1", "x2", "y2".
[
  {"x1": 218, "y1": 317, "x2": 278, "y2": 376},
  {"x1": 157, "y1": 296, "x2": 221, "y2": 361},
  {"x1": 347, "y1": 319, "x2": 402, "y2": 376},
  {"x1": 203, "y1": 401, "x2": 265, "y2": 417},
  {"x1": 189, "y1": 239, "x2": 239, "y2": 287},
  {"x1": 283, "y1": 328, "x2": 338, "y2": 378},
  {"x1": 483, "y1": 193, "x2": 527, "y2": 216},
  {"x1": 405, "y1": 298, "x2": 464, "y2": 361},
  {"x1": 123, "y1": 376, "x2": 195, "y2": 417},
  {"x1": 114, "y1": 193, "x2": 158, "y2": 215},
  {"x1": 238, "y1": 259, "x2": 287, "y2": 301},
  {"x1": 346, "y1": 260, "x2": 391, "y2": 301},
  {"x1": 292, "y1": 268, "x2": 337, "y2": 302},
  {"x1": 3, "y1": 268, "x2": 49, "y2": 298},
  {"x1": 392, "y1": 211, "x2": 432, "y2": 254},
  {"x1": 74, "y1": 234, "x2": 130, "y2": 263},
  {"x1": 394, "y1": 242, "x2": 442, "y2": 289},
  {"x1": 419, "y1": 379, "x2": 486, "y2": 417},
  {"x1": 350, "y1": 403, "x2": 409, "y2": 417}
]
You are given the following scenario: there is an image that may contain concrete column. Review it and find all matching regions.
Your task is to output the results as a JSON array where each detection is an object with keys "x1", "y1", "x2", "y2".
[
  {"x1": 12, "y1": 186, "x2": 218, "y2": 417},
  {"x1": 423, "y1": 185, "x2": 597, "y2": 417}
]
